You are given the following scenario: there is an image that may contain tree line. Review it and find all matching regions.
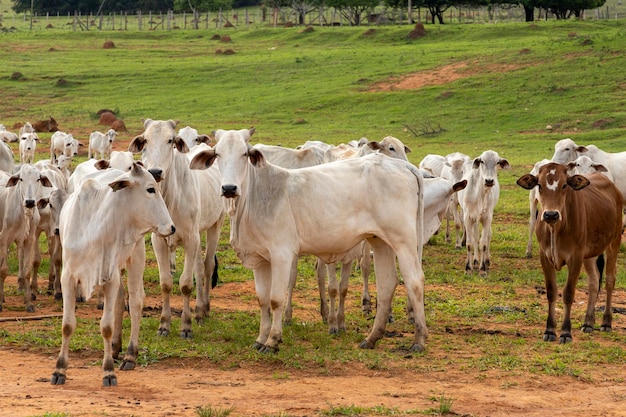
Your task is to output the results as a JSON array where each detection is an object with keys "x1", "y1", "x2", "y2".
[{"x1": 10, "y1": 0, "x2": 605, "y2": 24}]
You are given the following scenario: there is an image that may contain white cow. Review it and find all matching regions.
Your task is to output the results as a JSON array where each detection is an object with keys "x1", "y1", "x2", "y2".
[
  {"x1": 0, "y1": 141, "x2": 15, "y2": 173},
  {"x1": 88, "y1": 129, "x2": 117, "y2": 159},
  {"x1": 190, "y1": 128, "x2": 428, "y2": 353},
  {"x1": 418, "y1": 154, "x2": 446, "y2": 177},
  {"x1": 67, "y1": 151, "x2": 135, "y2": 194},
  {"x1": 19, "y1": 132, "x2": 38, "y2": 164},
  {"x1": 129, "y1": 119, "x2": 225, "y2": 338},
  {"x1": 458, "y1": 150, "x2": 510, "y2": 275},
  {"x1": 524, "y1": 158, "x2": 551, "y2": 258},
  {"x1": 50, "y1": 131, "x2": 81, "y2": 163},
  {"x1": 253, "y1": 143, "x2": 326, "y2": 168},
  {"x1": 0, "y1": 125, "x2": 18, "y2": 143},
  {"x1": 440, "y1": 152, "x2": 471, "y2": 249},
  {"x1": 178, "y1": 126, "x2": 212, "y2": 150},
  {"x1": 51, "y1": 162, "x2": 175, "y2": 387},
  {"x1": 18, "y1": 122, "x2": 35, "y2": 137},
  {"x1": 566, "y1": 155, "x2": 610, "y2": 177},
  {"x1": 0, "y1": 164, "x2": 53, "y2": 312}
]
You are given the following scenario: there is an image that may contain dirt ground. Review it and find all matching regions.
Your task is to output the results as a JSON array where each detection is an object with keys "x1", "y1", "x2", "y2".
[{"x1": 2, "y1": 273, "x2": 626, "y2": 417}]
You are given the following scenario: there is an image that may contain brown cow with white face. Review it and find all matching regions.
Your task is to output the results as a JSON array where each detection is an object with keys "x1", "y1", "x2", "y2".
[{"x1": 517, "y1": 162, "x2": 623, "y2": 344}]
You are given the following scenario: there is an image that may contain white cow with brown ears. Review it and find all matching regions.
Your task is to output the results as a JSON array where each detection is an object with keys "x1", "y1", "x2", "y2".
[{"x1": 190, "y1": 127, "x2": 428, "y2": 353}]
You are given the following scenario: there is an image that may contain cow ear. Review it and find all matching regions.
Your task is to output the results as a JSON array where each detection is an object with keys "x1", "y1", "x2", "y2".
[
  {"x1": 37, "y1": 198, "x2": 49, "y2": 210},
  {"x1": 248, "y1": 147, "x2": 265, "y2": 167},
  {"x1": 576, "y1": 145, "x2": 588, "y2": 154},
  {"x1": 404, "y1": 145, "x2": 412, "y2": 154},
  {"x1": 453, "y1": 179, "x2": 467, "y2": 192},
  {"x1": 40, "y1": 175, "x2": 53, "y2": 188},
  {"x1": 593, "y1": 164, "x2": 608, "y2": 173},
  {"x1": 109, "y1": 179, "x2": 131, "y2": 192},
  {"x1": 516, "y1": 174, "x2": 538, "y2": 190},
  {"x1": 6, "y1": 174, "x2": 19, "y2": 187},
  {"x1": 94, "y1": 159, "x2": 111, "y2": 170},
  {"x1": 190, "y1": 149, "x2": 217, "y2": 170},
  {"x1": 567, "y1": 174, "x2": 590, "y2": 191},
  {"x1": 174, "y1": 136, "x2": 189, "y2": 153},
  {"x1": 128, "y1": 135, "x2": 146, "y2": 153},
  {"x1": 472, "y1": 157, "x2": 482, "y2": 169},
  {"x1": 498, "y1": 159, "x2": 511, "y2": 170},
  {"x1": 367, "y1": 141, "x2": 381, "y2": 152},
  {"x1": 168, "y1": 120, "x2": 179, "y2": 129},
  {"x1": 142, "y1": 119, "x2": 153, "y2": 129},
  {"x1": 566, "y1": 161, "x2": 576, "y2": 171}
]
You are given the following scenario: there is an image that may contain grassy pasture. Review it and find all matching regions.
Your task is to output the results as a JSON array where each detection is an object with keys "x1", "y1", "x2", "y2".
[{"x1": 1, "y1": 19, "x2": 626, "y2": 404}]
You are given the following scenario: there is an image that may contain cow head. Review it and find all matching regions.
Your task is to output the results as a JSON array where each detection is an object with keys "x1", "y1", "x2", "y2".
[
  {"x1": 366, "y1": 136, "x2": 411, "y2": 161},
  {"x1": 472, "y1": 150, "x2": 510, "y2": 188},
  {"x1": 129, "y1": 119, "x2": 187, "y2": 182},
  {"x1": 551, "y1": 138, "x2": 587, "y2": 164},
  {"x1": 517, "y1": 162, "x2": 590, "y2": 224},
  {"x1": 6, "y1": 164, "x2": 53, "y2": 209},
  {"x1": 190, "y1": 127, "x2": 257, "y2": 198}
]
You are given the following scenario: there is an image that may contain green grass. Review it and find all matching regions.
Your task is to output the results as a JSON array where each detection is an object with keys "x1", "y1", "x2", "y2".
[{"x1": 1, "y1": 19, "x2": 626, "y2": 394}]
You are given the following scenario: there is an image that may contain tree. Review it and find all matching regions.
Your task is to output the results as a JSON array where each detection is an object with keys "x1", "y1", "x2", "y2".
[
  {"x1": 324, "y1": 0, "x2": 380, "y2": 25},
  {"x1": 291, "y1": 0, "x2": 322, "y2": 24}
]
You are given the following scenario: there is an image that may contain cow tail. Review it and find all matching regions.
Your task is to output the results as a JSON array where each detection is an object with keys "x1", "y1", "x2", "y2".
[
  {"x1": 211, "y1": 254, "x2": 219, "y2": 288},
  {"x1": 407, "y1": 164, "x2": 425, "y2": 265}
]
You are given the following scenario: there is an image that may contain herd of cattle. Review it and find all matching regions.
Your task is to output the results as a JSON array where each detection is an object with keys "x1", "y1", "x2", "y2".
[{"x1": 0, "y1": 119, "x2": 624, "y2": 387}]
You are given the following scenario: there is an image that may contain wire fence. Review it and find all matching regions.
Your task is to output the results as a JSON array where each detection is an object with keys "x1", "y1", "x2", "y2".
[{"x1": 1, "y1": 3, "x2": 625, "y2": 32}]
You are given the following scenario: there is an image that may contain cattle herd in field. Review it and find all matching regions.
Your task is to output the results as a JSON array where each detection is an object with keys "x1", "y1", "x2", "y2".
[{"x1": 0, "y1": 119, "x2": 624, "y2": 386}]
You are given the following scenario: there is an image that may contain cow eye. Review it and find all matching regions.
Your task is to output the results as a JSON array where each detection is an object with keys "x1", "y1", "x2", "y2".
[{"x1": 147, "y1": 187, "x2": 156, "y2": 194}]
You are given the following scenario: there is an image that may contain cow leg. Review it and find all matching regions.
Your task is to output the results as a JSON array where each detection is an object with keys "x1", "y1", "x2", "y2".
[
  {"x1": 112, "y1": 275, "x2": 126, "y2": 360},
  {"x1": 193, "y1": 232, "x2": 208, "y2": 323},
  {"x1": 316, "y1": 258, "x2": 329, "y2": 323},
  {"x1": 283, "y1": 255, "x2": 298, "y2": 324},
  {"x1": 581, "y1": 257, "x2": 600, "y2": 333},
  {"x1": 51, "y1": 270, "x2": 77, "y2": 385},
  {"x1": 336, "y1": 260, "x2": 351, "y2": 333},
  {"x1": 359, "y1": 240, "x2": 396, "y2": 350},
  {"x1": 453, "y1": 203, "x2": 464, "y2": 250},
  {"x1": 539, "y1": 253, "x2": 558, "y2": 342},
  {"x1": 327, "y1": 262, "x2": 340, "y2": 334},
  {"x1": 464, "y1": 217, "x2": 478, "y2": 274},
  {"x1": 196, "y1": 223, "x2": 221, "y2": 322},
  {"x1": 360, "y1": 241, "x2": 373, "y2": 315},
  {"x1": 0, "y1": 249, "x2": 7, "y2": 311},
  {"x1": 51, "y1": 237, "x2": 63, "y2": 300},
  {"x1": 19, "y1": 239, "x2": 35, "y2": 312},
  {"x1": 559, "y1": 259, "x2": 583, "y2": 344},
  {"x1": 153, "y1": 234, "x2": 174, "y2": 337},
  {"x1": 120, "y1": 243, "x2": 146, "y2": 371},
  {"x1": 600, "y1": 239, "x2": 620, "y2": 332},
  {"x1": 479, "y1": 215, "x2": 493, "y2": 276},
  {"x1": 398, "y1": 247, "x2": 428, "y2": 352},
  {"x1": 100, "y1": 277, "x2": 120, "y2": 387},
  {"x1": 252, "y1": 261, "x2": 272, "y2": 351},
  {"x1": 179, "y1": 235, "x2": 201, "y2": 338},
  {"x1": 261, "y1": 254, "x2": 294, "y2": 353},
  {"x1": 526, "y1": 195, "x2": 538, "y2": 258},
  {"x1": 32, "y1": 237, "x2": 43, "y2": 297}
]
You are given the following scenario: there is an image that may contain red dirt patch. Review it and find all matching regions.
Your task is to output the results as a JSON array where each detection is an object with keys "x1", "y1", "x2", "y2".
[{"x1": 369, "y1": 61, "x2": 528, "y2": 91}]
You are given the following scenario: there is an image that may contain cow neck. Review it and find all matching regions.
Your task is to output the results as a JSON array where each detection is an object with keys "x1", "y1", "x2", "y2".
[{"x1": 159, "y1": 152, "x2": 192, "y2": 205}]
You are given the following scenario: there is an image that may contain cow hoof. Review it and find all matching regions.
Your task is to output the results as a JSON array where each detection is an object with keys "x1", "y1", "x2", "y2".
[
  {"x1": 54, "y1": 292, "x2": 63, "y2": 301},
  {"x1": 97, "y1": 303, "x2": 104, "y2": 310},
  {"x1": 259, "y1": 344, "x2": 279, "y2": 354},
  {"x1": 26, "y1": 305, "x2": 35, "y2": 313},
  {"x1": 600, "y1": 325, "x2": 612, "y2": 332},
  {"x1": 558, "y1": 334, "x2": 572, "y2": 344},
  {"x1": 30, "y1": 293, "x2": 37, "y2": 301},
  {"x1": 103, "y1": 375, "x2": 117, "y2": 387},
  {"x1": 387, "y1": 314, "x2": 395, "y2": 324},
  {"x1": 157, "y1": 328, "x2": 170, "y2": 337},
  {"x1": 581, "y1": 324, "x2": 594, "y2": 333},
  {"x1": 180, "y1": 329, "x2": 193, "y2": 339},
  {"x1": 542, "y1": 332, "x2": 556, "y2": 342},
  {"x1": 76, "y1": 296, "x2": 86, "y2": 303},
  {"x1": 119, "y1": 360, "x2": 136, "y2": 371},
  {"x1": 410, "y1": 343, "x2": 425, "y2": 353},
  {"x1": 252, "y1": 341, "x2": 264, "y2": 351},
  {"x1": 359, "y1": 340, "x2": 375, "y2": 350},
  {"x1": 328, "y1": 328, "x2": 339, "y2": 335},
  {"x1": 51, "y1": 372, "x2": 66, "y2": 385}
]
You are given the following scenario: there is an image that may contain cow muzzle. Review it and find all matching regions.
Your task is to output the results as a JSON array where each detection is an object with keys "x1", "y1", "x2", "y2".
[
  {"x1": 484, "y1": 179, "x2": 495, "y2": 187},
  {"x1": 25, "y1": 199, "x2": 36, "y2": 209},
  {"x1": 222, "y1": 185, "x2": 238, "y2": 198},
  {"x1": 148, "y1": 168, "x2": 164, "y2": 182},
  {"x1": 542, "y1": 210, "x2": 561, "y2": 224}
]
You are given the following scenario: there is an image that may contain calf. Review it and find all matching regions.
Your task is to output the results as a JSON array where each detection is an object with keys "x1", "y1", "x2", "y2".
[
  {"x1": 190, "y1": 128, "x2": 428, "y2": 353},
  {"x1": 458, "y1": 150, "x2": 510, "y2": 275},
  {"x1": 32, "y1": 116, "x2": 58, "y2": 133},
  {"x1": 0, "y1": 165, "x2": 53, "y2": 312},
  {"x1": 178, "y1": 126, "x2": 212, "y2": 150},
  {"x1": 0, "y1": 124, "x2": 18, "y2": 143},
  {"x1": 50, "y1": 131, "x2": 81, "y2": 163},
  {"x1": 0, "y1": 141, "x2": 15, "y2": 174},
  {"x1": 51, "y1": 162, "x2": 175, "y2": 386},
  {"x1": 19, "y1": 132, "x2": 38, "y2": 164},
  {"x1": 517, "y1": 163, "x2": 622, "y2": 343},
  {"x1": 88, "y1": 129, "x2": 117, "y2": 160}
]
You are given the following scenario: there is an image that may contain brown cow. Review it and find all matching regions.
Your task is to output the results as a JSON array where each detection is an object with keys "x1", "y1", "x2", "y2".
[
  {"x1": 517, "y1": 162, "x2": 623, "y2": 344},
  {"x1": 32, "y1": 117, "x2": 59, "y2": 132}
]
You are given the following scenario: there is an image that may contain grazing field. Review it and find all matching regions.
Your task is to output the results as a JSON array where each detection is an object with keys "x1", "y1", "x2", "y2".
[{"x1": 1, "y1": 21, "x2": 626, "y2": 417}]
